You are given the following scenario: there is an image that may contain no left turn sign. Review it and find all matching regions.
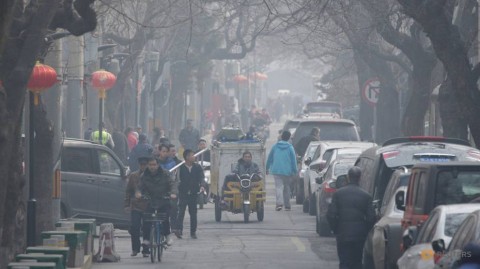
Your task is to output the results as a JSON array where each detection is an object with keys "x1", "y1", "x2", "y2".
[{"x1": 362, "y1": 78, "x2": 380, "y2": 106}]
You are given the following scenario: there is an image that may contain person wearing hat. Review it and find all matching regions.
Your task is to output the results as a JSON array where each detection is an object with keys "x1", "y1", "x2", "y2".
[
  {"x1": 124, "y1": 156, "x2": 150, "y2": 257},
  {"x1": 179, "y1": 119, "x2": 200, "y2": 151},
  {"x1": 128, "y1": 134, "x2": 154, "y2": 173},
  {"x1": 327, "y1": 166, "x2": 375, "y2": 269}
]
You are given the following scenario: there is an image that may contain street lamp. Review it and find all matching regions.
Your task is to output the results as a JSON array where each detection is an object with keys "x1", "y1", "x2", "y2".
[
  {"x1": 26, "y1": 61, "x2": 58, "y2": 246},
  {"x1": 91, "y1": 70, "x2": 116, "y2": 144}
]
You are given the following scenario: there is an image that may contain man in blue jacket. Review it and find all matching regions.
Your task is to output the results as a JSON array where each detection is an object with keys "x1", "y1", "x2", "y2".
[{"x1": 266, "y1": 130, "x2": 297, "y2": 211}]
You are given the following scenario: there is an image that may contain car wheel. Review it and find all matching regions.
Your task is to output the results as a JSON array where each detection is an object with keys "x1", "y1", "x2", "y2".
[
  {"x1": 308, "y1": 194, "x2": 316, "y2": 216},
  {"x1": 296, "y1": 179, "x2": 304, "y2": 204}
]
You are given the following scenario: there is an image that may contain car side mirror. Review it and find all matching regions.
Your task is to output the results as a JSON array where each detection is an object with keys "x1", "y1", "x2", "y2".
[
  {"x1": 395, "y1": 190, "x2": 406, "y2": 211},
  {"x1": 402, "y1": 225, "x2": 418, "y2": 250},
  {"x1": 315, "y1": 177, "x2": 323, "y2": 184},
  {"x1": 432, "y1": 239, "x2": 446, "y2": 253},
  {"x1": 336, "y1": 175, "x2": 348, "y2": 188},
  {"x1": 304, "y1": 157, "x2": 312, "y2": 166}
]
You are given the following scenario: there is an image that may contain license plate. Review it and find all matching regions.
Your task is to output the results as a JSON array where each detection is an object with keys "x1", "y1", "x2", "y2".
[{"x1": 419, "y1": 157, "x2": 452, "y2": 162}]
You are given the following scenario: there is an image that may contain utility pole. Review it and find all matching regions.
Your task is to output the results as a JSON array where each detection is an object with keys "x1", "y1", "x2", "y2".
[{"x1": 65, "y1": 36, "x2": 85, "y2": 138}]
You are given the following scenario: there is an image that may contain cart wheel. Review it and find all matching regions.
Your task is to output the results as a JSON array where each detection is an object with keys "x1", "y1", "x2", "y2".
[
  {"x1": 257, "y1": 202, "x2": 264, "y2": 222},
  {"x1": 215, "y1": 199, "x2": 222, "y2": 222},
  {"x1": 243, "y1": 204, "x2": 250, "y2": 223}
]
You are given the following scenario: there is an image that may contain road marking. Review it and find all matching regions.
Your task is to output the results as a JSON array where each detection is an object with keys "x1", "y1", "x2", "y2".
[{"x1": 291, "y1": 237, "x2": 306, "y2": 252}]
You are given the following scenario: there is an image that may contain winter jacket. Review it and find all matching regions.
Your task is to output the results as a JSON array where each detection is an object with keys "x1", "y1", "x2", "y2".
[
  {"x1": 112, "y1": 131, "x2": 129, "y2": 164},
  {"x1": 177, "y1": 163, "x2": 205, "y2": 196},
  {"x1": 124, "y1": 170, "x2": 148, "y2": 212},
  {"x1": 127, "y1": 142, "x2": 154, "y2": 172},
  {"x1": 233, "y1": 159, "x2": 261, "y2": 175},
  {"x1": 294, "y1": 135, "x2": 319, "y2": 157},
  {"x1": 159, "y1": 157, "x2": 176, "y2": 171},
  {"x1": 179, "y1": 127, "x2": 200, "y2": 151},
  {"x1": 327, "y1": 183, "x2": 375, "y2": 242},
  {"x1": 266, "y1": 141, "x2": 297, "y2": 176},
  {"x1": 139, "y1": 168, "x2": 177, "y2": 206}
]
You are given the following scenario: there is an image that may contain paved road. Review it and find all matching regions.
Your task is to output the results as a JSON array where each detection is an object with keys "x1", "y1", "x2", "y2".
[{"x1": 92, "y1": 123, "x2": 339, "y2": 269}]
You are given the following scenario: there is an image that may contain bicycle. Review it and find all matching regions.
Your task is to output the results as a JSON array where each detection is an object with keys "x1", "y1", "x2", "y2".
[{"x1": 142, "y1": 196, "x2": 170, "y2": 263}]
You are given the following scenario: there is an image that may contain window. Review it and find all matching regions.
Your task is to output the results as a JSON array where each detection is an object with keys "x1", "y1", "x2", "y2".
[
  {"x1": 416, "y1": 211, "x2": 439, "y2": 244},
  {"x1": 359, "y1": 158, "x2": 374, "y2": 193},
  {"x1": 444, "y1": 213, "x2": 469, "y2": 237},
  {"x1": 435, "y1": 170, "x2": 480, "y2": 206},
  {"x1": 62, "y1": 148, "x2": 94, "y2": 173},
  {"x1": 413, "y1": 172, "x2": 427, "y2": 214},
  {"x1": 449, "y1": 217, "x2": 476, "y2": 250},
  {"x1": 292, "y1": 121, "x2": 359, "y2": 145},
  {"x1": 98, "y1": 151, "x2": 121, "y2": 175}
]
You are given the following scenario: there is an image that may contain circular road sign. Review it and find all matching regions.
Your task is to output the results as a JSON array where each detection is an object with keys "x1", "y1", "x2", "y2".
[{"x1": 362, "y1": 78, "x2": 380, "y2": 106}]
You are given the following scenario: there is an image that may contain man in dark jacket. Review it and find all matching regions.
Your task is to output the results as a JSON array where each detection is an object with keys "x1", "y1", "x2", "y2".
[
  {"x1": 128, "y1": 134, "x2": 153, "y2": 172},
  {"x1": 138, "y1": 157, "x2": 177, "y2": 248},
  {"x1": 294, "y1": 127, "x2": 320, "y2": 157},
  {"x1": 112, "y1": 129, "x2": 129, "y2": 165},
  {"x1": 327, "y1": 166, "x2": 375, "y2": 269},
  {"x1": 174, "y1": 149, "x2": 205, "y2": 239},
  {"x1": 196, "y1": 139, "x2": 210, "y2": 163},
  {"x1": 179, "y1": 119, "x2": 201, "y2": 151}
]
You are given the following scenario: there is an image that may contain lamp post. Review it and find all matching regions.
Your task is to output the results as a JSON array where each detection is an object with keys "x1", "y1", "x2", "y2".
[
  {"x1": 91, "y1": 70, "x2": 116, "y2": 144},
  {"x1": 26, "y1": 61, "x2": 58, "y2": 246}
]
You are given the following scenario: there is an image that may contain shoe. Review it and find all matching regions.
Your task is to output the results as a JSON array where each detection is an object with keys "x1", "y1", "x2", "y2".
[
  {"x1": 130, "y1": 251, "x2": 138, "y2": 257},
  {"x1": 276, "y1": 206, "x2": 283, "y2": 211},
  {"x1": 174, "y1": 230, "x2": 183, "y2": 239},
  {"x1": 142, "y1": 253, "x2": 149, "y2": 258},
  {"x1": 142, "y1": 240, "x2": 150, "y2": 246},
  {"x1": 285, "y1": 207, "x2": 291, "y2": 211},
  {"x1": 191, "y1": 233, "x2": 197, "y2": 239},
  {"x1": 166, "y1": 234, "x2": 174, "y2": 246}
]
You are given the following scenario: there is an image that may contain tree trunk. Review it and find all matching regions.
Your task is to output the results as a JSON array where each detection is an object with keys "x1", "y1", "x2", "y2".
[
  {"x1": 438, "y1": 77, "x2": 468, "y2": 140},
  {"x1": 353, "y1": 53, "x2": 374, "y2": 141},
  {"x1": 169, "y1": 61, "x2": 189, "y2": 140},
  {"x1": 401, "y1": 60, "x2": 434, "y2": 136}
]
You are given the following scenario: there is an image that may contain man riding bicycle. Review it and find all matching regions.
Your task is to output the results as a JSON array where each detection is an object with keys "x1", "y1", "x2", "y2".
[{"x1": 136, "y1": 156, "x2": 177, "y2": 256}]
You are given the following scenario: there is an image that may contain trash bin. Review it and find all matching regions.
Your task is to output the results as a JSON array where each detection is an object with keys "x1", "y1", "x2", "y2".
[
  {"x1": 8, "y1": 262, "x2": 56, "y2": 269},
  {"x1": 26, "y1": 247, "x2": 69, "y2": 268},
  {"x1": 56, "y1": 218, "x2": 96, "y2": 255},
  {"x1": 15, "y1": 254, "x2": 64, "y2": 269},
  {"x1": 41, "y1": 231, "x2": 86, "y2": 268}
]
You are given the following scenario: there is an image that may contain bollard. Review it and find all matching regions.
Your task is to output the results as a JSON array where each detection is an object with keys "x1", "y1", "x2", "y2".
[{"x1": 94, "y1": 223, "x2": 120, "y2": 262}]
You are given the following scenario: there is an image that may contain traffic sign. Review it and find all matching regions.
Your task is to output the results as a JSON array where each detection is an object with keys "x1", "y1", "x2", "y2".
[{"x1": 362, "y1": 78, "x2": 380, "y2": 106}]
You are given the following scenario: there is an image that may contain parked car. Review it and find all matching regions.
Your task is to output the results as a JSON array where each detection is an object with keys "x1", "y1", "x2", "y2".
[
  {"x1": 397, "y1": 204, "x2": 479, "y2": 269},
  {"x1": 61, "y1": 138, "x2": 130, "y2": 228},
  {"x1": 363, "y1": 168, "x2": 410, "y2": 269},
  {"x1": 291, "y1": 118, "x2": 360, "y2": 147},
  {"x1": 303, "y1": 142, "x2": 376, "y2": 215},
  {"x1": 396, "y1": 162, "x2": 480, "y2": 231},
  {"x1": 433, "y1": 209, "x2": 480, "y2": 269},
  {"x1": 304, "y1": 101, "x2": 343, "y2": 118},
  {"x1": 282, "y1": 118, "x2": 302, "y2": 135},
  {"x1": 296, "y1": 141, "x2": 322, "y2": 204},
  {"x1": 315, "y1": 157, "x2": 356, "y2": 236},
  {"x1": 355, "y1": 136, "x2": 480, "y2": 218}
]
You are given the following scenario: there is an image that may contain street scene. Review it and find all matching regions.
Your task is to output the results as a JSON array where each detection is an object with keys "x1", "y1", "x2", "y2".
[{"x1": 4, "y1": 1, "x2": 480, "y2": 269}]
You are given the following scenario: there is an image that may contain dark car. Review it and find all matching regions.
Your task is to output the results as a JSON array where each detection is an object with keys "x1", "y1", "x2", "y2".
[
  {"x1": 61, "y1": 138, "x2": 130, "y2": 228},
  {"x1": 355, "y1": 136, "x2": 480, "y2": 215},
  {"x1": 291, "y1": 118, "x2": 360, "y2": 148},
  {"x1": 315, "y1": 157, "x2": 356, "y2": 236}
]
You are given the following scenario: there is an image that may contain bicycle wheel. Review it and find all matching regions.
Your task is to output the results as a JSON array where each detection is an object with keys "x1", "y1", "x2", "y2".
[
  {"x1": 158, "y1": 235, "x2": 164, "y2": 262},
  {"x1": 150, "y1": 225, "x2": 157, "y2": 263}
]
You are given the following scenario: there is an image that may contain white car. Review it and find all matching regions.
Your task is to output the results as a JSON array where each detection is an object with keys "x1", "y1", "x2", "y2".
[{"x1": 397, "y1": 204, "x2": 480, "y2": 269}]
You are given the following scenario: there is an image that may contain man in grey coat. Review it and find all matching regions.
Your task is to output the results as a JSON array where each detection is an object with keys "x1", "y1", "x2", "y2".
[{"x1": 179, "y1": 119, "x2": 200, "y2": 151}]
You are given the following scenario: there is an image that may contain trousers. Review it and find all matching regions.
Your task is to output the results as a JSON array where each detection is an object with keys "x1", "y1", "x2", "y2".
[{"x1": 176, "y1": 193, "x2": 198, "y2": 234}]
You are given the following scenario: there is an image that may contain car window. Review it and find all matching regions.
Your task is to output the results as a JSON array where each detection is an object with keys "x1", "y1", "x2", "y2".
[
  {"x1": 450, "y1": 216, "x2": 476, "y2": 250},
  {"x1": 435, "y1": 170, "x2": 480, "y2": 206},
  {"x1": 322, "y1": 149, "x2": 334, "y2": 163},
  {"x1": 382, "y1": 174, "x2": 399, "y2": 210},
  {"x1": 312, "y1": 145, "x2": 322, "y2": 161},
  {"x1": 444, "y1": 213, "x2": 469, "y2": 237},
  {"x1": 306, "y1": 103, "x2": 341, "y2": 115},
  {"x1": 292, "y1": 122, "x2": 359, "y2": 145},
  {"x1": 417, "y1": 211, "x2": 439, "y2": 243},
  {"x1": 334, "y1": 163, "x2": 353, "y2": 177},
  {"x1": 62, "y1": 147, "x2": 94, "y2": 173},
  {"x1": 358, "y1": 158, "x2": 374, "y2": 192},
  {"x1": 414, "y1": 172, "x2": 427, "y2": 214},
  {"x1": 98, "y1": 150, "x2": 121, "y2": 175}
]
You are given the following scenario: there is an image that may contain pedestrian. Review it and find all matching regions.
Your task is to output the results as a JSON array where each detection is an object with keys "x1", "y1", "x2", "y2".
[
  {"x1": 174, "y1": 149, "x2": 205, "y2": 239},
  {"x1": 125, "y1": 127, "x2": 138, "y2": 151},
  {"x1": 84, "y1": 127, "x2": 93, "y2": 140},
  {"x1": 294, "y1": 127, "x2": 320, "y2": 157},
  {"x1": 127, "y1": 134, "x2": 154, "y2": 173},
  {"x1": 266, "y1": 130, "x2": 297, "y2": 211},
  {"x1": 112, "y1": 128, "x2": 129, "y2": 165},
  {"x1": 124, "y1": 156, "x2": 150, "y2": 257},
  {"x1": 168, "y1": 144, "x2": 182, "y2": 165},
  {"x1": 91, "y1": 123, "x2": 115, "y2": 149},
  {"x1": 196, "y1": 139, "x2": 210, "y2": 163},
  {"x1": 137, "y1": 157, "x2": 177, "y2": 251},
  {"x1": 167, "y1": 143, "x2": 181, "y2": 237},
  {"x1": 179, "y1": 119, "x2": 201, "y2": 151},
  {"x1": 457, "y1": 243, "x2": 480, "y2": 269},
  {"x1": 327, "y1": 166, "x2": 375, "y2": 269},
  {"x1": 157, "y1": 144, "x2": 176, "y2": 171}
]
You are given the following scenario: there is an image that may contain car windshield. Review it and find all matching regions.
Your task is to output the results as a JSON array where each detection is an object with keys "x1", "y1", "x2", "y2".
[
  {"x1": 293, "y1": 122, "x2": 359, "y2": 145},
  {"x1": 284, "y1": 120, "x2": 300, "y2": 131},
  {"x1": 435, "y1": 170, "x2": 480, "y2": 206},
  {"x1": 445, "y1": 213, "x2": 469, "y2": 237},
  {"x1": 306, "y1": 103, "x2": 341, "y2": 115}
]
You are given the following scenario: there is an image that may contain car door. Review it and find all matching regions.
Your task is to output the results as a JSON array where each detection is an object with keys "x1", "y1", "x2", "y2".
[
  {"x1": 94, "y1": 149, "x2": 129, "y2": 224},
  {"x1": 61, "y1": 147, "x2": 99, "y2": 217}
]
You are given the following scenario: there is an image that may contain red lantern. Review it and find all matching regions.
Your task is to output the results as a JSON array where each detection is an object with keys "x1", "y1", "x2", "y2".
[
  {"x1": 91, "y1": 70, "x2": 116, "y2": 99},
  {"x1": 27, "y1": 62, "x2": 58, "y2": 105},
  {"x1": 233, "y1": 74, "x2": 248, "y2": 83}
]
